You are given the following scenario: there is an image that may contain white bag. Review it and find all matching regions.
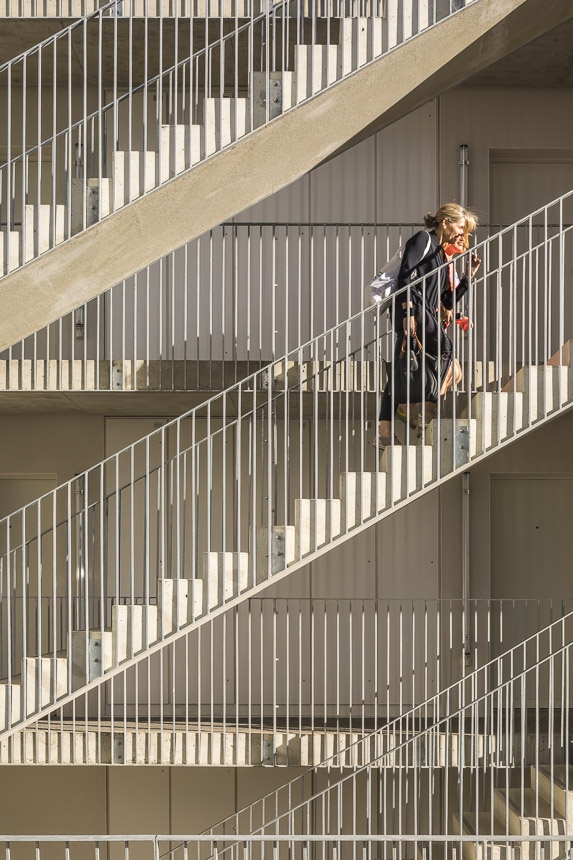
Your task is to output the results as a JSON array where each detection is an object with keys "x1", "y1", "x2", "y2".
[{"x1": 365, "y1": 231, "x2": 432, "y2": 316}]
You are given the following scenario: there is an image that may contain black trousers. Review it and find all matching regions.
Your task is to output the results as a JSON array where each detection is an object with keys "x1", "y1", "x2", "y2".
[{"x1": 379, "y1": 306, "x2": 453, "y2": 422}]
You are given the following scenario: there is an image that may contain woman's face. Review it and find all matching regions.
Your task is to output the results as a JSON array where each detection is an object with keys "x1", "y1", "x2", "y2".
[{"x1": 443, "y1": 217, "x2": 466, "y2": 245}]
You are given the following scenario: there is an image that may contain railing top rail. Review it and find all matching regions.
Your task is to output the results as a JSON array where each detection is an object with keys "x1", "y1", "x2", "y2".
[
  {"x1": 222, "y1": 221, "x2": 571, "y2": 229},
  {"x1": 2, "y1": 836, "x2": 573, "y2": 844},
  {"x1": 1, "y1": 187, "x2": 572, "y2": 532}
]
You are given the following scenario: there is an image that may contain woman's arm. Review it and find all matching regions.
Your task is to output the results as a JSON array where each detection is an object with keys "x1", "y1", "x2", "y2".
[
  {"x1": 396, "y1": 231, "x2": 434, "y2": 318},
  {"x1": 441, "y1": 276, "x2": 468, "y2": 310},
  {"x1": 441, "y1": 250, "x2": 481, "y2": 309}
]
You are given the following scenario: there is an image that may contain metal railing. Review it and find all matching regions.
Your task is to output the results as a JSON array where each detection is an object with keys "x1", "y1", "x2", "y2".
[
  {"x1": 1, "y1": 836, "x2": 571, "y2": 860},
  {"x1": 199, "y1": 610, "x2": 573, "y2": 841},
  {"x1": 0, "y1": 0, "x2": 475, "y2": 279},
  {"x1": 0, "y1": 0, "x2": 387, "y2": 19},
  {"x1": 0, "y1": 190, "x2": 572, "y2": 740},
  {"x1": 2, "y1": 613, "x2": 573, "y2": 843},
  {"x1": 0, "y1": 222, "x2": 558, "y2": 393},
  {"x1": 3, "y1": 598, "x2": 571, "y2": 765}
]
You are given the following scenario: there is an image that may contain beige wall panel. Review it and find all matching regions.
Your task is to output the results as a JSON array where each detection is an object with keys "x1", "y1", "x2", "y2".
[
  {"x1": 0, "y1": 414, "x2": 104, "y2": 482},
  {"x1": 491, "y1": 476, "x2": 573, "y2": 600},
  {"x1": 108, "y1": 767, "x2": 170, "y2": 833},
  {"x1": 438, "y1": 87, "x2": 573, "y2": 219},
  {"x1": 234, "y1": 174, "x2": 311, "y2": 224},
  {"x1": 0, "y1": 768, "x2": 106, "y2": 860},
  {"x1": 310, "y1": 135, "x2": 377, "y2": 223},
  {"x1": 376, "y1": 100, "x2": 438, "y2": 223},
  {"x1": 490, "y1": 157, "x2": 573, "y2": 224},
  {"x1": 310, "y1": 524, "x2": 377, "y2": 597},
  {"x1": 468, "y1": 411, "x2": 573, "y2": 603},
  {"x1": 236, "y1": 766, "x2": 308, "y2": 833},
  {"x1": 375, "y1": 489, "x2": 439, "y2": 598},
  {"x1": 171, "y1": 768, "x2": 236, "y2": 832},
  {"x1": 0, "y1": 475, "x2": 57, "y2": 519}
]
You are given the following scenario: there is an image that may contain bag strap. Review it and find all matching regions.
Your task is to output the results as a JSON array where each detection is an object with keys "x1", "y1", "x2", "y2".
[
  {"x1": 421, "y1": 229, "x2": 432, "y2": 262},
  {"x1": 400, "y1": 332, "x2": 424, "y2": 357}
]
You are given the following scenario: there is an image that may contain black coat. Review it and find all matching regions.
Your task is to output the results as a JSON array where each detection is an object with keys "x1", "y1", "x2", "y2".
[{"x1": 395, "y1": 229, "x2": 468, "y2": 321}]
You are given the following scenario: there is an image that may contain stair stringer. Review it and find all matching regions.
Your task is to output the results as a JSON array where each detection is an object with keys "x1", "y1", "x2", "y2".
[
  {"x1": 1, "y1": 0, "x2": 569, "y2": 350},
  {"x1": 2, "y1": 389, "x2": 573, "y2": 744}
]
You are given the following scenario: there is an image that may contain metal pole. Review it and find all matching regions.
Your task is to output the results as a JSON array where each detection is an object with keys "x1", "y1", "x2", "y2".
[
  {"x1": 462, "y1": 471, "x2": 471, "y2": 662},
  {"x1": 459, "y1": 144, "x2": 469, "y2": 209}
]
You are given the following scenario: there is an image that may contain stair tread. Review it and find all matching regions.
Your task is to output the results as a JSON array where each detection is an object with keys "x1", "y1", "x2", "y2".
[
  {"x1": 502, "y1": 788, "x2": 566, "y2": 822},
  {"x1": 536, "y1": 765, "x2": 573, "y2": 792},
  {"x1": 458, "y1": 811, "x2": 516, "y2": 836}
]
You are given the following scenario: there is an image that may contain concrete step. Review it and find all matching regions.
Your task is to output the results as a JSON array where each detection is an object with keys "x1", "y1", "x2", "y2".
[
  {"x1": 202, "y1": 551, "x2": 250, "y2": 611},
  {"x1": 426, "y1": 417, "x2": 477, "y2": 469},
  {"x1": 509, "y1": 366, "x2": 569, "y2": 423},
  {"x1": 252, "y1": 72, "x2": 296, "y2": 126},
  {"x1": 112, "y1": 150, "x2": 157, "y2": 208},
  {"x1": 339, "y1": 471, "x2": 387, "y2": 529},
  {"x1": 452, "y1": 811, "x2": 519, "y2": 860},
  {"x1": 295, "y1": 44, "x2": 340, "y2": 102},
  {"x1": 0, "y1": 230, "x2": 21, "y2": 276},
  {"x1": 494, "y1": 788, "x2": 566, "y2": 857},
  {"x1": 460, "y1": 392, "x2": 525, "y2": 452},
  {"x1": 23, "y1": 204, "x2": 67, "y2": 261},
  {"x1": 202, "y1": 98, "x2": 250, "y2": 155},
  {"x1": 71, "y1": 630, "x2": 113, "y2": 691},
  {"x1": 534, "y1": 765, "x2": 573, "y2": 823},
  {"x1": 339, "y1": 16, "x2": 384, "y2": 72},
  {"x1": 22, "y1": 656, "x2": 68, "y2": 717},
  {"x1": 0, "y1": 682, "x2": 21, "y2": 731},
  {"x1": 380, "y1": 444, "x2": 435, "y2": 504},
  {"x1": 295, "y1": 498, "x2": 342, "y2": 556},
  {"x1": 158, "y1": 577, "x2": 204, "y2": 634},
  {"x1": 253, "y1": 525, "x2": 296, "y2": 581},
  {"x1": 159, "y1": 124, "x2": 202, "y2": 181},
  {"x1": 70, "y1": 177, "x2": 112, "y2": 233},
  {"x1": 111, "y1": 604, "x2": 159, "y2": 664}
]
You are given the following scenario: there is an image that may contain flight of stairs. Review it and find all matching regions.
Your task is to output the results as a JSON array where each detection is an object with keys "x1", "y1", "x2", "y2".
[
  {"x1": 0, "y1": 17, "x2": 383, "y2": 278},
  {"x1": 453, "y1": 766, "x2": 573, "y2": 860},
  {"x1": 2, "y1": 346, "x2": 572, "y2": 736}
]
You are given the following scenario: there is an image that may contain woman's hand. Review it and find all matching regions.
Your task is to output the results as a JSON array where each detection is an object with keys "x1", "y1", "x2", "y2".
[
  {"x1": 441, "y1": 304, "x2": 453, "y2": 326},
  {"x1": 403, "y1": 314, "x2": 417, "y2": 339},
  {"x1": 465, "y1": 251, "x2": 481, "y2": 279}
]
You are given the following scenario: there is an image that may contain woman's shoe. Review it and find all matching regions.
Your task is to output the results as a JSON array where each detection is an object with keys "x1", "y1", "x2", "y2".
[
  {"x1": 396, "y1": 404, "x2": 418, "y2": 430},
  {"x1": 417, "y1": 401, "x2": 440, "y2": 438}
]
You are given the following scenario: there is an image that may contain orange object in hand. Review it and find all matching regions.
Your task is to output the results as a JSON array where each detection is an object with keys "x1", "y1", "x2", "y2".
[{"x1": 455, "y1": 316, "x2": 473, "y2": 332}]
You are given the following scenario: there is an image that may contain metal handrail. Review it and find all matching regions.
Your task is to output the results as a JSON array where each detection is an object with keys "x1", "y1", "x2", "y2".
[
  {"x1": 1, "y1": 221, "x2": 564, "y2": 394},
  {"x1": 4, "y1": 597, "x2": 570, "y2": 767}
]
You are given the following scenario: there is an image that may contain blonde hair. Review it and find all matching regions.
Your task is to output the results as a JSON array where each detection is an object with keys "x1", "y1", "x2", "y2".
[{"x1": 424, "y1": 203, "x2": 479, "y2": 234}]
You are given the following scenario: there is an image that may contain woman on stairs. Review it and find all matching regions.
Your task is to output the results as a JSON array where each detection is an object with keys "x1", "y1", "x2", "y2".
[{"x1": 376, "y1": 203, "x2": 482, "y2": 450}]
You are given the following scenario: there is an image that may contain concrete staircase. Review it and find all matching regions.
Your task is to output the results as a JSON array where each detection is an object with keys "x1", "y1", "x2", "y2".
[
  {"x1": 453, "y1": 766, "x2": 573, "y2": 860},
  {"x1": 1, "y1": 0, "x2": 564, "y2": 352},
  {"x1": 2, "y1": 343, "x2": 573, "y2": 738}
]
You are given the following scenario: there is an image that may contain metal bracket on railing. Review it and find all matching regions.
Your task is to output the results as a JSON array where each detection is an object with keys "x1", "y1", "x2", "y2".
[
  {"x1": 87, "y1": 637, "x2": 104, "y2": 684},
  {"x1": 261, "y1": 368, "x2": 271, "y2": 391},
  {"x1": 112, "y1": 734, "x2": 125, "y2": 764},
  {"x1": 261, "y1": 738, "x2": 274, "y2": 767},
  {"x1": 112, "y1": 364, "x2": 123, "y2": 390},
  {"x1": 454, "y1": 425, "x2": 470, "y2": 470}
]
